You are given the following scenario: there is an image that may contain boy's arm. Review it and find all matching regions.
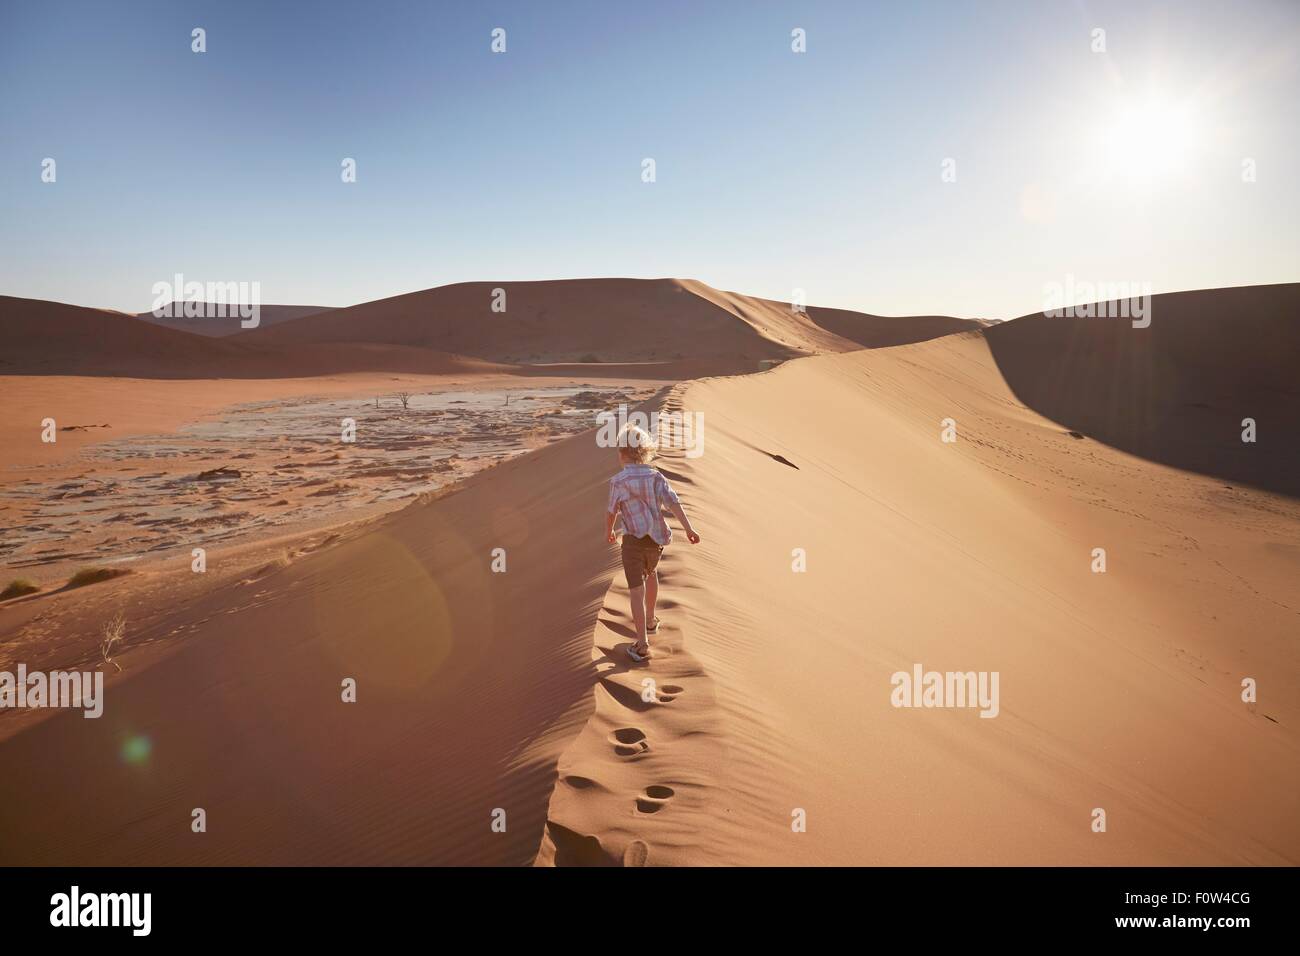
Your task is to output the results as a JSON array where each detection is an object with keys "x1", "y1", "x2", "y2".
[
  {"x1": 659, "y1": 475, "x2": 701, "y2": 544},
  {"x1": 667, "y1": 498, "x2": 700, "y2": 543}
]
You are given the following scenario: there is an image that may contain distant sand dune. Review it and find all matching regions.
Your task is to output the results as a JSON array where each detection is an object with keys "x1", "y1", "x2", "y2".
[
  {"x1": 243, "y1": 277, "x2": 984, "y2": 364},
  {"x1": 136, "y1": 304, "x2": 335, "y2": 338},
  {"x1": 2, "y1": 279, "x2": 982, "y2": 378},
  {"x1": 0, "y1": 296, "x2": 501, "y2": 379}
]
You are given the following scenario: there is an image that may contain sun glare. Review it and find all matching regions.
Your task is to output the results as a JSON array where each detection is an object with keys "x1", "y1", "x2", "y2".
[{"x1": 1094, "y1": 91, "x2": 1203, "y2": 186}]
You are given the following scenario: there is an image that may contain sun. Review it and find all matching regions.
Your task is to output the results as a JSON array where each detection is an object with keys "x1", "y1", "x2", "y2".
[{"x1": 1093, "y1": 91, "x2": 1203, "y2": 187}]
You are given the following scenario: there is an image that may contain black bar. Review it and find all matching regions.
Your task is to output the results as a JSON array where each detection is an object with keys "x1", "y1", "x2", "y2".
[{"x1": 0, "y1": 866, "x2": 1291, "y2": 942}]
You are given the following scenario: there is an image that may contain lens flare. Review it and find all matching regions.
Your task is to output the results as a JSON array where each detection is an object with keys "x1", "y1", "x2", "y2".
[{"x1": 121, "y1": 735, "x2": 152, "y2": 765}]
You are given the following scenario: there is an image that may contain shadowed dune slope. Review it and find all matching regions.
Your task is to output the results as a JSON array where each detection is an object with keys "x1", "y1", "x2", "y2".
[
  {"x1": 986, "y1": 283, "x2": 1300, "y2": 497},
  {"x1": 0, "y1": 414, "x2": 638, "y2": 865},
  {"x1": 806, "y1": 304, "x2": 987, "y2": 348},
  {"x1": 538, "y1": 323, "x2": 1298, "y2": 865}
]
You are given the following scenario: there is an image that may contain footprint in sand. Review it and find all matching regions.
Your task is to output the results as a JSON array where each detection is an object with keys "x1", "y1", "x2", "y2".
[
  {"x1": 609, "y1": 727, "x2": 648, "y2": 757},
  {"x1": 635, "y1": 785, "x2": 675, "y2": 814},
  {"x1": 622, "y1": 840, "x2": 650, "y2": 866},
  {"x1": 656, "y1": 683, "x2": 684, "y2": 703}
]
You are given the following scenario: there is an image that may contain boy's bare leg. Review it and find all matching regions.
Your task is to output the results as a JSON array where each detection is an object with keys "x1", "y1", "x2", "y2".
[
  {"x1": 644, "y1": 570, "x2": 658, "y2": 631},
  {"x1": 629, "y1": 583, "x2": 648, "y2": 650}
]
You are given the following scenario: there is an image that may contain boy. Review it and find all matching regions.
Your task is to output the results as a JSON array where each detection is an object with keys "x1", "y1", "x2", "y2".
[{"x1": 605, "y1": 423, "x2": 700, "y2": 661}]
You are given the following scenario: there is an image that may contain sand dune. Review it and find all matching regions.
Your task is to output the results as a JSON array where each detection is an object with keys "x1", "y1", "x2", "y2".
[
  {"x1": 540, "y1": 302, "x2": 1299, "y2": 865},
  {"x1": 4, "y1": 280, "x2": 979, "y2": 379},
  {"x1": 805, "y1": 304, "x2": 987, "y2": 348},
  {"x1": 0, "y1": 296, "x2": 502, "y2": 379},
  {"x1": 136, "y1": 304, "x2": 335, "y2": 337},
  {"x1": 1, "y1": 284, "x2": 1294, "y2": 866},
  {"x1": 0, "y1": 407, "x2": 639, "y2": 864},
  {"x1": 244, "y1": 277, "x2": 983, "y2": 363},
  {"x1": 987, "y1": 283, "x2": 1300, "y2": 497}
]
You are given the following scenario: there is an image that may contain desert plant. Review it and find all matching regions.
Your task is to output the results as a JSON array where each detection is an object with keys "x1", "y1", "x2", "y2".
[
  {"x1": 66, "y1": 567, "x2": 129, "y2": 590},
  {"x1": 101, "y1": 611, "x2": 126, "y2": 672},
  {"x1": 0, "y1": 579, "x2": 39, "y2": 601},
  {"x1": 395, "y1": 392, "x2": 412, "y2": 410}
]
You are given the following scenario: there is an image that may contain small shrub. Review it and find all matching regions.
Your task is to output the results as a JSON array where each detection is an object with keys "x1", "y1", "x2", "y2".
[
  {"x1": 66, "y1": 567, "x2": 130, "y2": 590},
  {"x1": 101, "y1": 611, "x2": 126, "y2": 673},
  {"x1": 0, "y1": 579, "x2": 39, "y2": 601}
]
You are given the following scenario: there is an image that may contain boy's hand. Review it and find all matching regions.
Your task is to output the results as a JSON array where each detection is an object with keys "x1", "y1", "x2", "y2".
[
  {"x1": 686, "y1": 531, "x2": 701, "y2": 544},
  {"x1": 607, "y1": 531, "x2": 617, "y2": 544}
]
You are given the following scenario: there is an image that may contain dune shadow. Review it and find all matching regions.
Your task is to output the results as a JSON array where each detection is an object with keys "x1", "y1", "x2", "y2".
[
  {"x1": 542, "y1": 821, "x2": 618, "y2": 867},
  {"x1": 598, "y1": 615, "x2": 637, "y2": 640},
  {"x1": 984, "y1": 285, "x2": 1300, "y2": 499}
]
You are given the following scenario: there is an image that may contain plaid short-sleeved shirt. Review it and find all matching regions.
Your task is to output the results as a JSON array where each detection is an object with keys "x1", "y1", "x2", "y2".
[{"x1": 607, "y1": 464, "x2": 680, "y2": 546}]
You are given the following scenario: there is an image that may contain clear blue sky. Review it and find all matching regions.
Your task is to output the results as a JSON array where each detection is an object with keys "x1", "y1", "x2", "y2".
[{"x1": 1, "y1": 0, "x2": 1296, "y2": 319}]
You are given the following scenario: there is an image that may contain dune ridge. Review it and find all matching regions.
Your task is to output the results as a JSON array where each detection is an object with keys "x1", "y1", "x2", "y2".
[{"x1": 535, "y1": 290, "x2": 1299, "y2": 865}]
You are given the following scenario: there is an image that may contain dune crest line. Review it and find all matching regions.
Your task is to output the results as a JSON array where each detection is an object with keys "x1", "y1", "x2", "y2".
[{"x1": 536, "y1": 389, "x2": 727, "y2": 867}]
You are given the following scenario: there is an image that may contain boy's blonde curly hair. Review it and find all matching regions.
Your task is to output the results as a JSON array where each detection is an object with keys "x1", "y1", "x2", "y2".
[{"x1": 616, "y1": 423, "x2": 658, "y2": 464}]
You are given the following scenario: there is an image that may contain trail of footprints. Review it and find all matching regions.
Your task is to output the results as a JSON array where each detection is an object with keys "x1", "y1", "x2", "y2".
[
  {"x1": 605, "y1": 678, "x2": 686, "y2": 816},
  {"x1": 656, "y1": 683, "x2": 683, "y2": 703},
  {"x1": 543, "y1": 601, "x2": 700, "y2": 863},
  {"x1": 537, "y1": 439, "x2": 734, "y2": 864},
  {"x1": 608, "y1": 723, "x2": 678, "y2": 813}
]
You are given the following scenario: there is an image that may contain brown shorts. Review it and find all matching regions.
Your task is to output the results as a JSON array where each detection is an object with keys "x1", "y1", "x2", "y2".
[{"x1": 621, "y1": 534, "x2": 664, "y2": 589}]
